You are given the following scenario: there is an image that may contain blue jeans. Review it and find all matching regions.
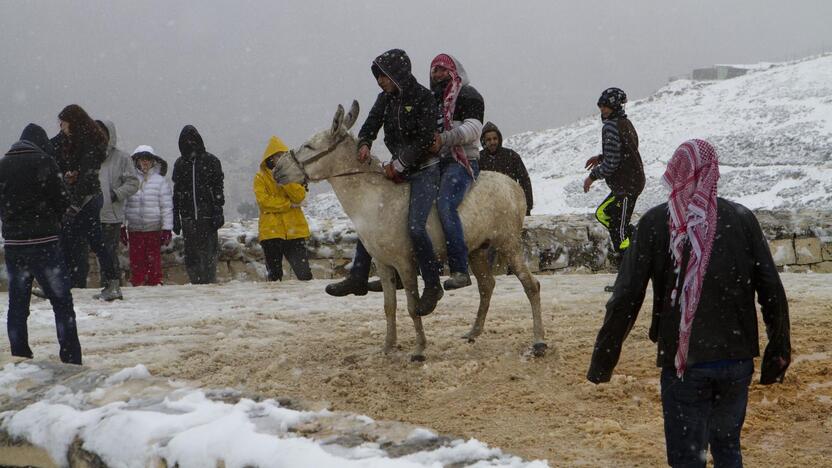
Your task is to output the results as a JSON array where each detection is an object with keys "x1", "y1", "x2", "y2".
[
  {"x1": 407, "y1": 163, "x2": 441, "y2": 287},
  {"x1": 61, "y1": 193, "x2": 117, "y2": 288},
  {"x1": 438, "y1": 159, "x2": 479, "y2": 274},
  {"x1": 660, "y1": 360, "x2": 753, "y2": 467},
  {"x1": 5, "y1": 241, "x2": 82, "y2": 364}
]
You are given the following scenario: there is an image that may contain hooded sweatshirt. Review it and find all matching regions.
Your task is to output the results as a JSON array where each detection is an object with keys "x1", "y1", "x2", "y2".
[
  {"x1": 253, "y1": 136, "x2": 310, "y2": 241},
  {"x1": 478, "y1": 122, "x2": 534, "y2": 215},
  {"x1": 0, "y1": 124, "x2": 71, "y2": 243},
  {"x1": 124, "y1": 146, "x2": 173, "y2": 232},
  {"x1": 358, "y1": 49, "x2": 439, "y2": 173},
  {"x1": 97, "y1": 120, "x2": 140, "y2": 224},
  {"x1": 171, "y1": 125, "x2": 225, "y2": 224},
  {"x1": 430, "y1": 54, "x2": 484, "y2": 167}
]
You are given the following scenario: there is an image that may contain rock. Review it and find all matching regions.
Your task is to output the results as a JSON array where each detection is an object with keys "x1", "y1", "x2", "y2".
[
  {"x1": 769, "y1": 239, "x2": 796, "y2": 266},
  {"x1": 794, "y1": 237, "x2": 822, "y2": 265}
]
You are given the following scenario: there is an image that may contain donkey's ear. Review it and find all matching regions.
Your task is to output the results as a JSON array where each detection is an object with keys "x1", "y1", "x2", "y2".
[
  {"x1": 331, "y1": 104, "x2": 345, "y2": 135},
  {"x1": 343, "y1": 100, "x2": 360, "y2": 130}
]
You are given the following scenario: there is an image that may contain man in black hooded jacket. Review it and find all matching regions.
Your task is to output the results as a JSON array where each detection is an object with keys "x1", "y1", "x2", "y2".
[
  {"x1": 479, "y1": 121, "x2": 533, "y2": 215},
  {"x1": 325, "y1": 48, "x2": 444, "y2": 316},
  {"x1": 171, "y1": 125, "x2": 225, "y2": 284},
  {"x1": 0, "y1": 124, "x2": 82, "y2": 364}
]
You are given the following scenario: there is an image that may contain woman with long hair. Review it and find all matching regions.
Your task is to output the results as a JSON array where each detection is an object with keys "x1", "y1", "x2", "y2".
[{"x1": 56, "y1": 104, "x2": 118, "y2": 295}]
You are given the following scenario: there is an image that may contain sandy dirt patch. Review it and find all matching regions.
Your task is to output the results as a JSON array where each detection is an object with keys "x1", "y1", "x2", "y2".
[{"x1": 4, "y1": 273, "x2": 830, "y2": 466}]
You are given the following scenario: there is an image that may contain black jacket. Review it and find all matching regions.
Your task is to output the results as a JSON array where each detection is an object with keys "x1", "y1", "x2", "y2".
[
  {"x1": 431, "y1": 80, "x2": 485, "y2": 128},
  {"x1": 590, "y1": 113, "x2": 645, "y2": 196},
  {"x1": 358, "y1": 49, "x2": 439, "y2": 171},
  {"x1": 478, "y1": 122, "x2": 533, "y2": 215},
  {"x1": 172, "y1": 125, "x2": 225, "y2": 230},
  {"x1": 53, "y1": 132, "x2": 107, "y2": 206},
  {"x1": 587, "y1": 198, "x2": 791, "y2": 385},
  {"x1": 0, "y1": 137, "x2": 70, "y2": 241}
]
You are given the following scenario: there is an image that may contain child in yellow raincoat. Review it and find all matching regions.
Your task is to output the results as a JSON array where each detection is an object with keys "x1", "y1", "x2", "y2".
[{"x1": 253, "y1": 136, "x2": 312, "y2": 281}]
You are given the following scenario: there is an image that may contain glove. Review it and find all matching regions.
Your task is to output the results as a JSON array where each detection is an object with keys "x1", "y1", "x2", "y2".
[
  {"x1": 120, "y1": 226, "x2": 129, "y2": 245},
  {"x1": 211, "y1": 213, "x2": 225, "y2": 231},
  {"x1": 110, "y1": 189, "x2": 119, "y2": 202},
  {"x1": 172, "y1": 216, "x2": 181, "y2": 235},
  {"x1": 160, "y1": 230, "x2": 172, "y2": 246}
]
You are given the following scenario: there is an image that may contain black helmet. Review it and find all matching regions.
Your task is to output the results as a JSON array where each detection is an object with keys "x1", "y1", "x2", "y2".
[{"x1": 597, "y1": 87, "x2": 627, "y2": 110}]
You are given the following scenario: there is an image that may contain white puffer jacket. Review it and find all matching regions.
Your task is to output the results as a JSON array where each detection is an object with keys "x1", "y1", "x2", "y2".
[{"x1": 125, "y1": 163, "x2": 174, "y2": 232}]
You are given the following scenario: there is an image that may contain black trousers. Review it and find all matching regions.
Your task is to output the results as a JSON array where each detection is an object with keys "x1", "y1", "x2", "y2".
[
  {"x1": 100, "y1": 222, "x2": 122, "y2": 285},
  {"x1": 594, "y1": 191, "x2": 638, "y2": 256},
  {"x1": 181, "y1": 218, "x2": 219, "y2": 284},
  {"x1": 261, "y1": 238, "x2": 312, "y2": 281},
  {"x1": 61, "y1": 194, "x2": 117, "y2": 288}
]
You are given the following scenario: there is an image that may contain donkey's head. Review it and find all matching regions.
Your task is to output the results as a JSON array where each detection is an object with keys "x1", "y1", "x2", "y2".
[{"x1": 274, "y1": 100, "x2": 367, "y2": 184}]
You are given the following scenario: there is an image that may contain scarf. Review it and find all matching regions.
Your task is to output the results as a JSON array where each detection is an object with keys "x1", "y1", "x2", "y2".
[
  {"x1": 431, "y1": 53, "x2": 473, "y2": 177},
  {"x1": 661, "y1": 139, "x2": 720, "y2": 378}
]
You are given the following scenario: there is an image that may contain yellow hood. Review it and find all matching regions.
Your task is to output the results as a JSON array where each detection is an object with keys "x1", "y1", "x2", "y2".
[{"x1": 261, "y1": 136, "x2": 289, "y2": 169}]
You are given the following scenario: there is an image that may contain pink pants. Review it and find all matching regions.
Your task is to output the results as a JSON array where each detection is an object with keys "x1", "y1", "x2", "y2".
[{"x1": 128, "y1": 231, "x2": 163, "y2": 286}]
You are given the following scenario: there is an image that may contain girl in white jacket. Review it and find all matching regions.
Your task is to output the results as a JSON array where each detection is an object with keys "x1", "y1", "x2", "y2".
[{"x1": 123, "y1": 146, "x2": 173, "y2": 286}]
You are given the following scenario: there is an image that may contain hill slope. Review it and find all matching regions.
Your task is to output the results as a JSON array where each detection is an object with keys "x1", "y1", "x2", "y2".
[{"x1": 508, "y1": 54, "x2": 832, "y2": 214}]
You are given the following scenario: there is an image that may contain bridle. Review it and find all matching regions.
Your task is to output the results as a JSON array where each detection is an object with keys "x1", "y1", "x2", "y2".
[{"x1": 287, "y1": 132, "x2": 384, "y2": 183}]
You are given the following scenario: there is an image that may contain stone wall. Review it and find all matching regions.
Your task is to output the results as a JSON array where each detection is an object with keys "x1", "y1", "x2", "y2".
[{"x1": 1, "y1": 210, "x2": 830, "y2": 290}]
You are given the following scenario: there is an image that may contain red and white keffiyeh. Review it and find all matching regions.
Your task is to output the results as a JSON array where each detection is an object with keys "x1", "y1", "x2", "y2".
[
  {"x1": 431, "y1": 53, "x2": 473, "y2": 177},
  {"x1": 661, "y1": 139, "x2": 720, "y2": 378}
]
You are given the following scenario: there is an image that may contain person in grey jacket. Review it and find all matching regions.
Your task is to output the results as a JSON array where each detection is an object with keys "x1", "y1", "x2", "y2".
[{"x1": 94, "y1": 120, "x2": 139, "y2": 300}]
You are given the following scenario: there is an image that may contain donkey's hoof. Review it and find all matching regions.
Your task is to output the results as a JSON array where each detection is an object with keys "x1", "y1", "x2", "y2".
[
  {"x1": 410, "y1": 354, "x2": 426, "y2": 362},
  {"x1": 532, "y1": 342, "x2": 548, "y2": 357},
  {"x1": 462, "y1": 335, "x2": 476, "y2": 343}
]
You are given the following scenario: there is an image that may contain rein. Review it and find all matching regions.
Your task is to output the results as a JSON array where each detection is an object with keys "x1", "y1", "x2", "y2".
[{"x1": 288, "y1": 133, "x2": 385, "y2": 182}]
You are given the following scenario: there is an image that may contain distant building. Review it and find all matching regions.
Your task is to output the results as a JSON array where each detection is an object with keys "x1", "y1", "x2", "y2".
[{"x1": 692, "y1": 65, "x2": 749, "y2": 81}]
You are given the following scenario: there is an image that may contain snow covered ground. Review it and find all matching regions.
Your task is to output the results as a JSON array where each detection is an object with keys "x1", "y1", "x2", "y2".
[
  {"x1": 1, "y1": 364, "x2": 541, "y2": 468},
  {"x1": 2, "y1": 274, "x2": 831, "y2": 466}
]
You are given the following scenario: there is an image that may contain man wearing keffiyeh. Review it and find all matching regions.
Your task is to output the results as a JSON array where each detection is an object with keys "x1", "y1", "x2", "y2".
[
  {"x1": 586, "y1": 139, "x2": 791, "y2": 467},
  {"x1": 429, "y1": 53, "x2": 484, "y2": 291}
]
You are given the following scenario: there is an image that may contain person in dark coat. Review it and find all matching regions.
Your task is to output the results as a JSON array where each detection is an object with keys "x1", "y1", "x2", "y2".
[
  {"x1": 478, "y1": 121, "x2": 533, "y2": 215},
  {"x1": 583, "y1": 88, "x2": 645, "y2": 273},
  {"x1": 326, "y1": 48, "x2": 444, "y2": 316},
  {"x1": 171, "y1": 125, "x2": 225, "y2": 284},
  {"x1": 56, "y1": 104, "x2": 117, "y2": 290},
  {"x1": 0, "y1": 124, "x2": 82, "y2": 364},
  {"x1": 587, "y1": 139, "x2": 790, "y2": 467}
]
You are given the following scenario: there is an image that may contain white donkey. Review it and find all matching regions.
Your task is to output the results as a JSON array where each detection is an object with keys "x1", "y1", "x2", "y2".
[{"x1": 275, "y1": 101, "x2": 546, "y2": 361}]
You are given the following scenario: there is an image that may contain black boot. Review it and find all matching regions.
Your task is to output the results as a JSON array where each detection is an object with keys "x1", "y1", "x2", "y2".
[
  {"x1": 325, "y1": 276, "x2": 368, "y2": 297},
  {"x1": 367, "y1": 273, "x2": 404, "y2": 292},
  {"x1": 416, "y1": 284, "x2": 444, "y2": 317},
  {"x1": 443, "y1": 272, "x2": 471, "y2": 291}
]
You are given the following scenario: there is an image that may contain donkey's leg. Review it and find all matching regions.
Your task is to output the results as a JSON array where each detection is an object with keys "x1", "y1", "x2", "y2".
[
  {"x1": 508, "y1": 249, "x2": 547, "y2": 357},
  {"x1": 463, "y1": 247, "x2": 495, "y2": 342},
  {"x1": 400, "y1": 263, "x2": 427, "y2": 361},
  {"x1": 377, "y1": 263, "x2": 398, "y2": 354}
]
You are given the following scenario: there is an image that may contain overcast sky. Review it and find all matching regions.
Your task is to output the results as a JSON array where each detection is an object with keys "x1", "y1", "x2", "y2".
[{"x1": 1, "y1": 0, "x2": 830, "y2": 205}]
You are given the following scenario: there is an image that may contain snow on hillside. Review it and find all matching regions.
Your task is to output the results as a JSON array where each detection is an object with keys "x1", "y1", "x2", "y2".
[
  {"x1": 301, "y1": 55, "x2": 832, "y2": 222},
  {"x1": 507, "y1": 54, "x2": 832, "y2": 215}
]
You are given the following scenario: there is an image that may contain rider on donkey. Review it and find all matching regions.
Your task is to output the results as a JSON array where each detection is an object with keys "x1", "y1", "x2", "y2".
[{"x1": 325, "y1": 48, "x2": 445, "y2": 317}]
